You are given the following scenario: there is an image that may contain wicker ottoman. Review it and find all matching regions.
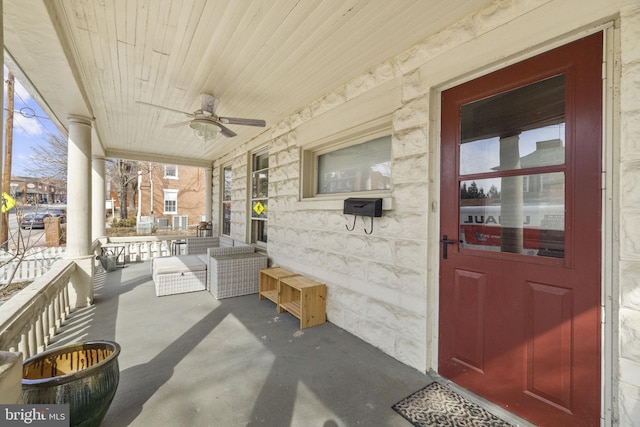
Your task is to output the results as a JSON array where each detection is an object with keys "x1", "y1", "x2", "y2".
[
  {"x1": 151, "y1": 255, "x2": 208, "y2": 297},
  {"x1": 209, "y1": 252, "x2": 268, "y2": 299}
]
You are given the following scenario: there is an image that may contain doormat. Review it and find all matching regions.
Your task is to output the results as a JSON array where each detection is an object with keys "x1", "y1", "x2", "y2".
[{"x1": 392, "y1": 382, "x2": 513, "y2": 427}]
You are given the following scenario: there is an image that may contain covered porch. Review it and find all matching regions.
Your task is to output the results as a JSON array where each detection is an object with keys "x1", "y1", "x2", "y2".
[
  {"x1": 2, "y1": 0, "x2": 640, "y2": 425},
  {"x1": 53, "y1": 260, "x2": 432, "y2": 426}
]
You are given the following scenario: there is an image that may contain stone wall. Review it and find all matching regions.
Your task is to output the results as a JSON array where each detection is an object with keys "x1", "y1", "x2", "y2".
[
  {"x1": 210, "y1": 0, "x2": 640, "y2": 423},
  {"x1": 618, "y1": 6, "x2": 640, "y2": 426}
]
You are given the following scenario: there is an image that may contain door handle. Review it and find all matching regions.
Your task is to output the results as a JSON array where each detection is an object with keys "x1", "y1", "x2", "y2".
[{"x1": 440, "y1": 234, "x2": 457, "y2": 260}]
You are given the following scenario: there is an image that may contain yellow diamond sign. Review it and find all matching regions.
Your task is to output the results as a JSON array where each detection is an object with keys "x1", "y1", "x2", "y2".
[
  {"x1": 1, "y1": 192, "x2": 16, "y2": 213},
  {"x1": 253, "y1": 201, "x2": 265, "y2": 215}
]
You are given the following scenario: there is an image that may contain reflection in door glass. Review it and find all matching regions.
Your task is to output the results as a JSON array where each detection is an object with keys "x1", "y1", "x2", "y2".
[
  {"x1": 458, "y1": 75, "x2": 566, "y2": 258},
  {"x1": 459, "y1": 173, "x2": 565, "y2": 257},
  {"x1": 459, "y1": 126, "x2": 565, "y2": 175}
]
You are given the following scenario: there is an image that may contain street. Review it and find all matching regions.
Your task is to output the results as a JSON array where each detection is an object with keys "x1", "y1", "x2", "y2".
[{"x1": 5, "y1": 205, "x2": 66, "y2": 252}]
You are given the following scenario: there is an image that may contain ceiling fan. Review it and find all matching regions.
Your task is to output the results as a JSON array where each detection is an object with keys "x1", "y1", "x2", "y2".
[{"x1": 137, "y1": 93, "x2": 266, "y2": 140}]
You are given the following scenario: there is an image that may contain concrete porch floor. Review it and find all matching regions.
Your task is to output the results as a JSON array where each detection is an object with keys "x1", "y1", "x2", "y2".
[{"x1": 49, "y1": 261, "x2": 432, "y2": 426}]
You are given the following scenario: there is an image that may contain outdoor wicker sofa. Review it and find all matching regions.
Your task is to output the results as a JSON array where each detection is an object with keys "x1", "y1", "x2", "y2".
[
  {"x1": 151, "y1": 236, "x2": 267, "y2": 298},
  {"x1": 206, "y1": 246, "x2": 268, "y2": 299}
]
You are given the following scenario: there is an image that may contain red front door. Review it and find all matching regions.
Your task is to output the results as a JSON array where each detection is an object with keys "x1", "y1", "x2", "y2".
[{"x1": 439, "y1": 33, "x2": 602, "y2": 426}]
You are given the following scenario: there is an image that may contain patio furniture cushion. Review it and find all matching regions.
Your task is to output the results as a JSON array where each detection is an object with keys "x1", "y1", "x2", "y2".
[
  {"x1": 185, "y1": 237, "x2": 220, "y2": 254},
  {"x1": 219, "y1": 236, "x2": 234, "y2": 247},
  {"x1": 206, "y1": 246, "x2": 255, "y2": 257},
  {"x1": 151, "y1": 255, "x2": 208, "y2": 275},
  {"x1": 151, "y1": 255, "x2": 209, "y2": 297}
]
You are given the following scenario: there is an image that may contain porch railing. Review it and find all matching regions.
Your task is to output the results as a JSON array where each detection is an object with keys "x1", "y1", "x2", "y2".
[
  {"x1": 0, "y1": 259, "x2": 74, "y2": 358},
  {"x1": 0, "y1": 235, "x2": 191, "y2": 357},
  {"x1": 102, "y1": 235, "x2": 188, "y2": 262}
]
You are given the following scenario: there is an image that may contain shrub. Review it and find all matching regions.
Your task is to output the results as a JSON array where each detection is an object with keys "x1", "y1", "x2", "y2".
[{"x1": 111, "y1": 217, "x2": 137, "y2": 228}]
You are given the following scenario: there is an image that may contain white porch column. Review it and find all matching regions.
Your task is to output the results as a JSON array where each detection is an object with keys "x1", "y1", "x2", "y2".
[
  {"x1": 66, "y1": 115, "x2": 94, "y2": 308},
  {"x1": 92, "y1": 156, "x2": 106, "y2": 240},
  {"x1": 205, "y1": 166, "x2": 213, "y2": 222},
  {"x1": 136, "y1": 170, "x2": 142, "y2": 222},
  {"x1": 499, "y1": 134, "x2": 524, "y2": 253}
]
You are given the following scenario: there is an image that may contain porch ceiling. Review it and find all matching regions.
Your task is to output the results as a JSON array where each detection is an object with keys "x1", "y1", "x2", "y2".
[{"x1": 4, "y1": 0, "x2": 492, "y2": 167}]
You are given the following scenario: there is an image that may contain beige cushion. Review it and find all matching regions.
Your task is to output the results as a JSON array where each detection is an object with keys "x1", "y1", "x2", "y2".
[{"x1": 152, "y1": 255, "x2": 208, "y2": 275}]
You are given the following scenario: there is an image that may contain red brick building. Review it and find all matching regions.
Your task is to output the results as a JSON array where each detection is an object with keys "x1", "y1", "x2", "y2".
[
  {"x1": 137, "y1": 163, "x2": 207, "y2": 229},
  {"x1": 10, "y1": 176, "x2": 67, "y2": 205}
]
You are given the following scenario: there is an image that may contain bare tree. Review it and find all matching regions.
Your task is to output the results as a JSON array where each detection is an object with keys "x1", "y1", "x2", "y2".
[
  {"x1": 106, "y1": 159, "x2": 148, "y2": 220},
  {"x1": 24, "y1": 134, "x2": 68, "y2": 180}
]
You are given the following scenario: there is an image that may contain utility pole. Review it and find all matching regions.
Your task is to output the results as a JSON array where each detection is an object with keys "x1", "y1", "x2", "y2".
[{"x1": 2, "y1": 71, "x2": 15, "y2": 251}]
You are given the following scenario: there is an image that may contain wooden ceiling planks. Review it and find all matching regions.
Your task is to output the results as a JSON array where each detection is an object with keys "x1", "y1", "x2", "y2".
[{"x1": 6, "y1": 0, "x2": 497, "y2": 163}]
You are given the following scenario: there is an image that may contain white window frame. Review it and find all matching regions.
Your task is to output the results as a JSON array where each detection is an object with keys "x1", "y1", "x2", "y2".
[
  {"x1": 163, "y1": 189, "x2": 178, "y2": 214},
  {"x1": 221, "y1": 164, "x2": 232, "y2": 237},
  {"x1": 301, "y1": 118, "x2": 392, "y2": 199},
  {"x1": 164, "y1": 164, "x2": 178, "y2": 180},
  {"x1": 249, "y1": 148, "x2": 269, "y2": 247}
]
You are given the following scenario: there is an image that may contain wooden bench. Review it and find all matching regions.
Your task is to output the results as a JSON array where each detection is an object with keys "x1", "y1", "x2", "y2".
[
  {"x1": 259, "y1": 267, "x2": 300, "y2": 312},
  {"x1": 259, "y1": 268, "x2": 326, "y2": 329}
]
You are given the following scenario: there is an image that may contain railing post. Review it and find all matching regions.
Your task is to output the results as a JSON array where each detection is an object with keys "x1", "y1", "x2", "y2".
[
  {"x1": 134, "y1": 242, "x2": 140, "y2": 261},
  {"x1": 54, "y1": 294, "x2": 61, "y2": 329},
  {"x1": 27, "y1": 259, "x2": 34, "y2": 280},
  {"x1": 63, "y1": 284, "x2": 70, "y2": 317},
  {"x1": 28, "y1": 323, "x2": 37, "y2": 356},
  {"x1": 18, "y1": 331, "x2": 28, "y2": 358},
  {"x1": 48, "y1": 300, "x2": 56, "y2": 338},
  {"x1": 41, "y1": 309, "x2": 50, "y2": 346},
  {"x1": 66, "y1": 255, "x2": 93, "y2": 309},
  {"x1": 35, "y1": 312, "x2": 45, "y2": 353},
  {"x1": 58, "y1": 290, "x2": 66, "y2": 323}
]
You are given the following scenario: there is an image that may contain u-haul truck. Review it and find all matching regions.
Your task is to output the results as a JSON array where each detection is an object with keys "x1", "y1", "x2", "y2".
[{"x1": 459, "y1": 204, "x2": 564, "y2": 257}]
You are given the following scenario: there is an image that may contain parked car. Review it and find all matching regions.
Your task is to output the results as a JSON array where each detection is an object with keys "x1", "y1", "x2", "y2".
[
  {"x1": 50, "y1": 209, "x2": 66, "y2": 224},
  {"x1": 21, "y1": 213, "x2": 52, "y2": 229}
]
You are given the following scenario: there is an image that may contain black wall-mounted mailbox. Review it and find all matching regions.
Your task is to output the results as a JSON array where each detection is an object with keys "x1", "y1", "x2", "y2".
[{"x1": 343, "y1": 198, "x2": 383, "y2": 217}]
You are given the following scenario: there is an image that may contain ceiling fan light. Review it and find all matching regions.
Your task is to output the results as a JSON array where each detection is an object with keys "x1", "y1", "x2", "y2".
[{"x1": 189, "y1": 118, "x2": 221, "y2": 141}]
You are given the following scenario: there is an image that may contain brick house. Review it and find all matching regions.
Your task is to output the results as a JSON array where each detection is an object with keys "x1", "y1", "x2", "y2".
[{"x1": 137, "y1": 163, "x2": 208, "y2": 229}]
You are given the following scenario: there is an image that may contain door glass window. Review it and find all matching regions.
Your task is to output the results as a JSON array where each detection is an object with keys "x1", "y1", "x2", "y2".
[{"x1": 458, "y1": 75, "x2": 566, "y2": 258}]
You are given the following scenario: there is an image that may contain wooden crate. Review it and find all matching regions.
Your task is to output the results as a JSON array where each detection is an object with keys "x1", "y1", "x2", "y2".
[
  {"x1": 259, "y1": 267, "x2": 299, "y2": 312},
  {"x1": 279, "y1": 275, "x2": 326, "y2": 329}
]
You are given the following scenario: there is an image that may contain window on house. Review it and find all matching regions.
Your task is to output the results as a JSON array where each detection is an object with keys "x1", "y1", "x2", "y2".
[
  {"x1": 302, "y1": 121, "x2": 392, "y2": 198},
  {"x1": 163, "y1": 189, "x2": 178, "y2": 214},
  {"x1": 222, "y1": 165, "x2": 232, "y2": 236},
  {"x1": 164, "y1": 164, "x2": 178, "y2": 179},
  {"x1": 250, "y1": 149, "x2": 268, "y2": 246}
]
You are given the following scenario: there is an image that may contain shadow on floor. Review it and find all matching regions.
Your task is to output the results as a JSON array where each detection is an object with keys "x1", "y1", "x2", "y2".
[{"x1": 51, "y1": 261, "x2": 430, "y2": 426}]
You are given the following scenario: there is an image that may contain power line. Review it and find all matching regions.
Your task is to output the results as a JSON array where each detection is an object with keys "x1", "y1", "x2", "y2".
[{"x1": 11, "y1": 91, "x2": 61, "y2": 141}]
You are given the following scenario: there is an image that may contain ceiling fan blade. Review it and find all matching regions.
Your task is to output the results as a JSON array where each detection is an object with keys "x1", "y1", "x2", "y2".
[
  {"x1": 136, "y1": 101, "x2": 193, "y2": 117},
  {"x1": 163, "y1": 120, "x2": 191, "y2": 128},
  {"x1": 218, "y1": 123, "x2": 237, "y2": 137},
  {"x1": 219, "y1": 117, "x2": 266, "y2": 127}
]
